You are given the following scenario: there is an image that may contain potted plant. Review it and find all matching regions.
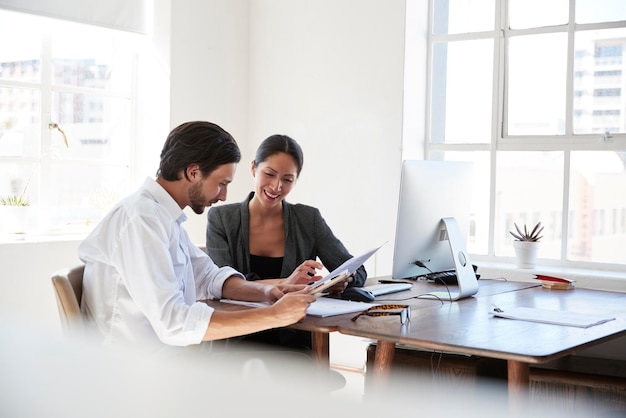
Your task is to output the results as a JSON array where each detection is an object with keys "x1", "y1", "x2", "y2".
[
  {"x1": 0, "y1": 182, "x2": 32, "y2": 237},
  {"x1": 0, "y1": 194, "x2": 31, "y2": 207},
  {"x1": 509, "y1": 222, "x2": 543, "y2": 268}
]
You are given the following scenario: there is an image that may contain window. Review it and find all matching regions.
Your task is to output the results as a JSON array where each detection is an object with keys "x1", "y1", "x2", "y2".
[
  {"x1": 0, "y1": 10, "x2": 139, "y2": 236},
  {"x1": 425, "y1": 0, "x2": 626, "y2": 269}
]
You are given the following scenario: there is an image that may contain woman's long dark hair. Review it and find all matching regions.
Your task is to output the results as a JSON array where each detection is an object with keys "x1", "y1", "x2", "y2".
[{"x1": 253, "y1": 134, "x2": 304, "y2": 177}]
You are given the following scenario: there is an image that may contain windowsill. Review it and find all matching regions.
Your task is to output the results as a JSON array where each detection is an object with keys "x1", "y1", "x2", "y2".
[
  {"x1": 475, "y1": 260, "x2": 626, "y2": 293},
  {"x1": 0, "y1": 232, "x2": 85, "y2": 245}
]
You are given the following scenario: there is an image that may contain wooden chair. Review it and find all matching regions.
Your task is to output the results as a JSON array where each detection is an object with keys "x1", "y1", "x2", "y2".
[{"x1": 51, "y1": 265, "x2": 86, "y2": 336}]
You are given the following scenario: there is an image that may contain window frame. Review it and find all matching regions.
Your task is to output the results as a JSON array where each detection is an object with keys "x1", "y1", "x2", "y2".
[
  {"x1": 0, "y1": 11, "x2": 139, "y2": 237},
  {"x1": 424, "y1": 0, "x2": 626, "y2": 273}
]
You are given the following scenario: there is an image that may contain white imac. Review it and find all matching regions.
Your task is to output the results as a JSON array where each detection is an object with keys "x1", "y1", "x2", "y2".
[{"x1": 392, "y1": 160, "x2": 478, "y2": 301}]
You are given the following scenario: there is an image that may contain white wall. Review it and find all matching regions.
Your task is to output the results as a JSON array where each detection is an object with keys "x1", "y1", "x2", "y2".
[
  {"x1": 177, "y1": 0, "x2": 407, "y2": 279},
  {"x1": 246, "y1": 0, "x2": 406, "y2": 274},
  {"x1": 0, "y1": 239, "x2": 81, "y2": 334}
]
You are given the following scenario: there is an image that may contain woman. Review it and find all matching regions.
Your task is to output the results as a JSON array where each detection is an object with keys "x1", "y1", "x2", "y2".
[{"x1": 205, "y1": 134, "x2": 367, "y2": 350}]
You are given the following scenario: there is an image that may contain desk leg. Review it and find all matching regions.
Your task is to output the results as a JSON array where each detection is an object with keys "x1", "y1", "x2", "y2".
[
  {"x1": 372, "y1": 340, "x2": 396, "y2": 385},
  {"x1": 507, "y1": 360, "x2": 529, "y2": 413},
  {"x1": 311, "y1": 331, "x2": 329, "y2": 368}
]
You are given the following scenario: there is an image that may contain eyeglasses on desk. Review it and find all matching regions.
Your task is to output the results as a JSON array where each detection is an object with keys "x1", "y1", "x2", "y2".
[{"x1": 351, "y1": 304, "x2": 411, "y2": 325}]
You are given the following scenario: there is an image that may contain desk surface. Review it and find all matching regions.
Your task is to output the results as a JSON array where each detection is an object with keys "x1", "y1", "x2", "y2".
[
  {"x1": 204, "y1": 278, "x2": 626, "y2": 365},
  {"x1": 337, "y1": 279, "x2": 626, "y2": 364},
  {"x1": 205, "y1": 278, "x2": 626, "y2": 409}
]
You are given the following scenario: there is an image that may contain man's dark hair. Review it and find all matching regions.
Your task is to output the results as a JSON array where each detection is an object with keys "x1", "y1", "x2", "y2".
[
  {"x1": 254, "y1": 134, "x2": 304, "y2": 177},
  {"x1": 157, "y1": 121, "x2": 241, "y2": 181}
]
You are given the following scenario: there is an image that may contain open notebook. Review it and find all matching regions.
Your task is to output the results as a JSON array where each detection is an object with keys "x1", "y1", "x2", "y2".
[{"x1": 220, "y1": 296, "x2": 376, "y2": 317}]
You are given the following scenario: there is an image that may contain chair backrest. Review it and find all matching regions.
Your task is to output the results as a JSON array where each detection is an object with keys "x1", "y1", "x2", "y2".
[{"x1": 51, "y1": 265, "x2": 86, "y2": 336}]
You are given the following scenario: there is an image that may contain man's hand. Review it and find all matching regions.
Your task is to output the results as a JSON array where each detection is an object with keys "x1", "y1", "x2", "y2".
[
  {"x1": 268, "y1": 292, "x2": 317, "y2": 326},
  {"x1": 204, "y1": 289, "x2": 316, "y2": 341},
  {"x1": 264, "y1": 283, "x2": 311, "y2": 302}
]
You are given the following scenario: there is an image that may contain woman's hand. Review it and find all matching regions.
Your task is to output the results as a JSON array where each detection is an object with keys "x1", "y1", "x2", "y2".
[
  {"x1": 284, "y1": 259, "x2": 324, "y2": 285},
  {"x1": 325, "y1": 274, "x2": 353, "y2": 295}
]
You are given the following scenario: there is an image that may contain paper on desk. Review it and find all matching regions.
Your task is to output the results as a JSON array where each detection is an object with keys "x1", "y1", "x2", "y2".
[
  {"x1": 489, "y1": 306, "x2": 615, "y2": 328},
  {"x1": 220, "y1": 297, "x2": 376, "y2": 317},
  {"x1": 220, "y1": 299, "x2": 269, "y2": 308},
  {"x1": 306, "y1": 297, "x2": 377, "y2": 317}
]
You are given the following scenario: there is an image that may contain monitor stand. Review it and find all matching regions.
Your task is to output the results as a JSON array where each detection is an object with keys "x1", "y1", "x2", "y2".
[{"x1": 424, "y1": 217, "x2": 479, "y2": 301}]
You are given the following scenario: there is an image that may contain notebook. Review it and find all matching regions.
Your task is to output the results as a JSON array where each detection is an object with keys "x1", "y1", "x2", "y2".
[{"x1": 220, "y1": 297, "x2": 376, "y2": 318}]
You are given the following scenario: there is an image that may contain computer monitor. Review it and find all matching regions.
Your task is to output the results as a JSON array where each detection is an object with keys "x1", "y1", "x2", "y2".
[{"x1": 392, "y1": 160, "x2": 478, "y2": 300}]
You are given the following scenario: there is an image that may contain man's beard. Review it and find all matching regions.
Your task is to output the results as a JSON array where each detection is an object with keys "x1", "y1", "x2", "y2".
[{"x1": 188, "y1": 182, "x2": 208, "y2": 214}]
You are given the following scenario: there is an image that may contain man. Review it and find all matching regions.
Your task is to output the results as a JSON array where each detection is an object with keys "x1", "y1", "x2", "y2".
[{"x1": 79, "y1": 121, "x2": 315, "y2": 350}]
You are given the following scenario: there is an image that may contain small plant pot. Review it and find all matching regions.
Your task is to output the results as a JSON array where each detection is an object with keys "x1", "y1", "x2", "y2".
[
  {"x1": 0, "y1": 205, "x2": 30, "y2": 237},
  {"x1": 513, "y1": 241, "x2": 539, "y2": 268}
]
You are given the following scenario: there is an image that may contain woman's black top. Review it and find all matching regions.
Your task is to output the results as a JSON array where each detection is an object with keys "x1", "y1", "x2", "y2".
[{"x1": 248, "y1": 254, "x2": 283, "y2": 280}]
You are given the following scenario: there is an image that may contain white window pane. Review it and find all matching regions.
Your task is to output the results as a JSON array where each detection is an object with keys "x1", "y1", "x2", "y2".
[
  {"x1": 0, "y1": 163, "x2": 38, "y2": 205},
  {"x1": 51, "y1": 92, "x2": 131, "y2": 163},
  {"x1": 507, "y1": 33, "x2": 567, "y2": 136},
  {"x1": 509, "y1": 0, "x2": 569, "y2": 29},
  {"x1": 47, "y1": 162, "x2": 130, "y2": 232},
  {"x1": 431, "y1": 151, "x2": 491, "y2": 256},
  {"x1": 576, "y1": 0, "x2": 626, "y2": 24},
  {"x1": 52, "y1": 28, "x2": 134, "y2": 92},
  {"x1": 433, "y1": 0, "x2": 495, "y2": 35},
  {"x1": 573, "y1": 28, "x2": 626, "y2": 135},
  {"x1": 568, "y1": 151, "x2": 626, "y2": 264},
  {"x1": 494, "y1": 152, "x2": 563, "y2": 259},
  {"x1": 0, "y1": 87, "x2": 41, "y2": 158},
  {"x1": 0, "y1": 12, "x2": 41, "y2": 83},
  {"x1": 431, "y1": 39, "x2": 493, "y2": 144}
]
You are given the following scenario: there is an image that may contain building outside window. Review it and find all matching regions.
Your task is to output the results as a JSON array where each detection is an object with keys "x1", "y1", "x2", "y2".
[{"x1": 426, "y1": 0, "x2": 626, "y2": 270}]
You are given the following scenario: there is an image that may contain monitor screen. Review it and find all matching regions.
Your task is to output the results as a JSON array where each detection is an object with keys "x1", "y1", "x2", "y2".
[{"x1": 392, "y1": 160, "x2": 474, "y2": 280}]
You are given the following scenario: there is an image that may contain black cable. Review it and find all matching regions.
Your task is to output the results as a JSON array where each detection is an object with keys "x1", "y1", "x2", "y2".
[{"x1": 413, "y1": 259, "x2": 433, "y2": 273}]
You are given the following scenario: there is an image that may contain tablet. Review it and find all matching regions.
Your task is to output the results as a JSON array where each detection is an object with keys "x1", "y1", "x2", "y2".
[
  {"x1": 309, "y1": 270, "x2": 350, "y2": 295},
  {"x1": 309, "y1": 242, "x2": 386, "y2": 289}
]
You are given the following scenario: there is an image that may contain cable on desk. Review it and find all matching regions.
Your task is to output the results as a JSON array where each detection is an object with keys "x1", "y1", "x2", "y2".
[
  {"x1": 481, "y1": 276, "x2": 508, "y2": 281},
  {"x1": 415, "y1": 293, "x2": 445, "y2": 304},
  {"x1": 415, "y1": 279, "x2": 453, "y2": 302}
]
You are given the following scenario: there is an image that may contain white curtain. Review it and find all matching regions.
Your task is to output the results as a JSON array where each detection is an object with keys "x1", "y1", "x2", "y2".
[{"x1": 0, "y1": 0, "x2": 151, "y2": 34}]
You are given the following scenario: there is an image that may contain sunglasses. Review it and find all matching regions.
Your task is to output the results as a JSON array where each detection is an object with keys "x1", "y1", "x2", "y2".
[{"x1": 351, "y1": 304, "x2": 411, "y2": 325}]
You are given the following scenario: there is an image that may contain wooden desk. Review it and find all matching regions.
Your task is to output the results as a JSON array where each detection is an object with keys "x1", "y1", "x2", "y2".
[
  {"x1": 203, "y1": 279, "x2": 539, "y2": 369},
  {"x1": 204, "y1": 279, "x2": 626, "y2": 411},
  {"x1": 337, "y1": 279, "x2": 626, "y2": 409}
]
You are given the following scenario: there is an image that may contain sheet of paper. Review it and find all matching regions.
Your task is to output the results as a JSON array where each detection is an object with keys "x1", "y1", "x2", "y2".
[
  {"x1": 310, "y1": 242, "x2": 387, "y2": 288},
  {"x1": 489, "y1": 306, "x2": 615, "y2": 328},
  {"x1": 306, "y1": 297, "x2": 378, "y2": 317},
  {"x1": 219, "y1": 297, "x2": 376, "y2": 318},
  {"x1": 220, "y1": 299, "x2": 268, "y2": 308}
]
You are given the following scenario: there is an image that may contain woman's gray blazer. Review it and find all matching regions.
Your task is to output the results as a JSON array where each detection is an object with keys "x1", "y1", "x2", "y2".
[{"x1": 205, "y1": 192, "x2": 366, "y2": 287}]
